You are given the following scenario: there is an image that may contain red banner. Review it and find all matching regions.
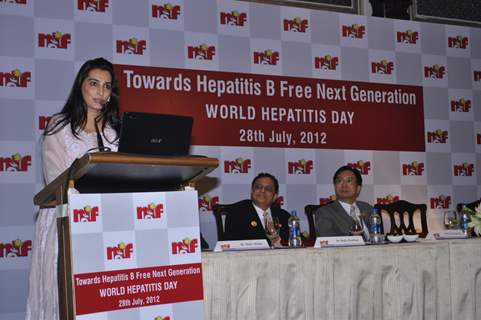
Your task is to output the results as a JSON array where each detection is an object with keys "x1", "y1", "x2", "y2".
[
  {"x1": 74, "y1": 263, "x2": 203, "y2": 315},
  {"x1": 115, "y1": 65, "x2": 425, "y2": 151}
]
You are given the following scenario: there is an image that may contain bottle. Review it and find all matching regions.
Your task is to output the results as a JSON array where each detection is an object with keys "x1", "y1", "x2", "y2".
[
  {"x1": 288, "y1": 210, "x2": 302, "y2": 247},
  {"x1": 460, "y1": 205, "x2": 471, "y2": 237},
  {"x1": 369, "y1": 208, "x2": 383, "y2": 244}
]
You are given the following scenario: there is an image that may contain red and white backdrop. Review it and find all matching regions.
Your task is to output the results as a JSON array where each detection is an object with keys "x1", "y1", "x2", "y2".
[{"x1": 1, "y1": 0, "x2": 481, "y2": 318}]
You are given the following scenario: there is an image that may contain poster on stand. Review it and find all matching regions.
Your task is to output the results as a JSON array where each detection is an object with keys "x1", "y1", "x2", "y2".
[{"x1": 69, "y1": 191, "x2": 203, "y2": 319}]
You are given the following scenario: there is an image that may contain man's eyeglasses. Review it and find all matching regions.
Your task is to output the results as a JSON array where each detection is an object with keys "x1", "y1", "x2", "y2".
[{"x1": 253, "y1": 183, "x2": 275, "y2": 193}]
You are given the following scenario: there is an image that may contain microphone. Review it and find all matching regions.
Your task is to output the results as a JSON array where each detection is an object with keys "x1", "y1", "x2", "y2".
[
  {"x1": 95, "y1": 121, "x2": 106, "y2": 151},
  {"x1": 91, "y1": 98, "x2": 112, "y2": 152}
]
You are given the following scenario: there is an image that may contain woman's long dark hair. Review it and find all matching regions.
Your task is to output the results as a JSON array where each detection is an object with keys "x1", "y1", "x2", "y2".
[{"x1": 44, "y1": 57, "x2": 121, "y2": 142}]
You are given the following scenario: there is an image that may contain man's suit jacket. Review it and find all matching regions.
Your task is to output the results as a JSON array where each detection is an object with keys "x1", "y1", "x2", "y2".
[
  {"x1": 314, "y1": 200, "x2": 373, "y2": 237},
  {"x1": 223, "y1": 199, "x2": 291, "y2": 242}
]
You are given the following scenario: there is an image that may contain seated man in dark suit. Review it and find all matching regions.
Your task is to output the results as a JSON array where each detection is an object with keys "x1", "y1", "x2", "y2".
[
  {"x1": 224, "y1": 173, "x2": 291, "y2": 246},
  {"x1": 315, "y1": 166, "x2": 372, "y2": 238}
]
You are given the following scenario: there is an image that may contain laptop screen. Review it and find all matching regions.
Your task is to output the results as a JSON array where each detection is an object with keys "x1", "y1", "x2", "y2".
[{"x1": 117, "y1": 112, "x2": 193, "y2": 156}]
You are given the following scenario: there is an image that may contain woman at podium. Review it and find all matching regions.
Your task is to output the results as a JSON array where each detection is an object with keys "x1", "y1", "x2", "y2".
[{"x1": 26, "y1": 57, "x2": 121, "y2": 320}]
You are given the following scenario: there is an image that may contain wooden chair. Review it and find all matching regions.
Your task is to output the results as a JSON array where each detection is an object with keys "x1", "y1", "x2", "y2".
[
  {"x1": 456, "y1": 199, "x2": 481, "y2": 213},
  {"x1": 304, "y1": 202, "x2": 333, "y2": 240},
  {"x1": 374, "y1": 200, "x2": 428, "y2": 237},
  {"x1": 212, "y1": 203, "x2": 232, "y2": 242}
]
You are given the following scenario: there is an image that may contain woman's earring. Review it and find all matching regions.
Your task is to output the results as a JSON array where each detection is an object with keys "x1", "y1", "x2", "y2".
[{"x1": 106, "y1": 96, "x2": 111, "y2": 103}]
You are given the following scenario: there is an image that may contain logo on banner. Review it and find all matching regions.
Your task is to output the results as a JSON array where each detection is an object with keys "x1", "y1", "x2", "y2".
[
  {"x1": 38, "y1": 116, "x2": 51, "y2": 130},
  {"x1": 314, "y1": 55, "x2": 338, "y2": 70},
  {"x1": 187, "y1": 44, "x2": 215, "y2": 60},
  {"x1": 427, "y1": 129, "x2": 448, "y2": 143},
  {"x1": 0, "y1": 69, "x2": 31, "y2": 87},
  {"x1": 38, "y1": 31, "x2": 71, "y2": 49},
  {"x1": 396, "y1": 30, "x2": 418, "y2": 44},
  {"x1": 220, "y1": 10, "x2": 247, "y2": 26},
  {"x1": 450, "y1": 98, "x2": 471, "y2": 112},
  {"x1": 341, "y1": 24, "x2": 365, "y2": 39},
  {"x1": 477, "y1": 133, "x2": 481, "y2": 145},
  {"x1": 348, "y1": 160, "x2": 371, "y2": 175},
  {"x1": 371, "y1": 60, "x2": 394, "y2": 75},
  {"x1": 474, "y1": 71, "x2": 481, "y2": 82},
  {"x1": 106, "y1": 242, "x2": 133, "y2": 260},
  {"x1": 73, "y1": 205, "x2": 99, "y2": 223},
  {"x1": 171, "y1": 238, "x2": 198, "y2": 254},
  {"x1": 424, "y1": 64, "x2": 445, "y2": 79},
  {"x1": 448, "y1": 36, "x2": 468, "y2": 49},
  {"x1": 77, "y1": 0, "x2": 109, "y2": 12},
  {"x1": 0, "y1": 153, "x2": 31, "y2": 172},
  {"x1": 319, "y1": 195, "x2": 336, "y2": 205},
  {"x1": 1, "y1": 0, "x2": 27, "y2": 5},
  {"x1": 116, "y1": 37, "x2": 147, "y2": 55},
  {"x1": 430, "y1": 195, "x2": 451, "y2": 209},
  {"x1": 283, "y1": 17, "x2": 308, "y2": 32},
  {"x1": 376, "y1": 194, "x2": 399, "y2": 205},
  {"x1": 453, "y1": 163, "x2": 474, "y2": 176},
  {"x1": 253, "y1": 49, "x2": 279, "y2": 65},
  {"x1": 152, "y1": 3, "x2": 181, "y2": 20},
  {"x1": 154, "y1": 316, "x2": 170, "y2": 320},
  {"x1": 136, "y1": 202, "x2": 163, "y2": 219},
  {"x1": 224, "y1": 157, "x2": 251, "y2": 173},
  {"x1": 198, "y1": 195, "x2": 219, "y2": 212},
  {"x1": 288, "y1": 159, "x2": 313, "y2": 174},
  {"x1": 0, "y1": 239, "x2": 32, "y2": 258},
  {"x1": 402, "y1": 161, "x2": 424, "y2": 176}
]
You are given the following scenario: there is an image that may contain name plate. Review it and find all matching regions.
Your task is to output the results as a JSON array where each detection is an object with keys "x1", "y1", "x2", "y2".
[
  {"x1": 314, "y1": 236, "x2": 365, "y2": 248},
  {"x1": 433, "y1": 230, "x2": 467, "y2": 240},
  {"x1": 214, "y1": 239, "x2": 270, "y2": 252}
]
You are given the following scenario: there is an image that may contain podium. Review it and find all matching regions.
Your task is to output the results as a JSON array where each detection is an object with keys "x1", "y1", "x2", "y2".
[{"x1": 34, "y1": 152, "x2": 218, "y2": 320}]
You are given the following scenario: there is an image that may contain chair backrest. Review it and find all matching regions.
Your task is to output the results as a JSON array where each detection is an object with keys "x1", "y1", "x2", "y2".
[
  {"x1": 374, "y1": 200, "x2": 428, "y2": 237},
  {"x1": 456, "y1": 199, "x2": 481, "y2": 213},
  {"x1": 212, "y1": 203, "x2": 232, "y2": 242},
  {"x1": 304, "y1": 202, "x2": 332, "y2": 240}
]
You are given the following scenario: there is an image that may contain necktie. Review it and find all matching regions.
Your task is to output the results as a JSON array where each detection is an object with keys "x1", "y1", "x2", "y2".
[
  {"x1": 350, "y1": 205, "x2": 357, "y2": 218},
  {"x1": 263, "y1": 210, "x2": 272, "y2": 231}
]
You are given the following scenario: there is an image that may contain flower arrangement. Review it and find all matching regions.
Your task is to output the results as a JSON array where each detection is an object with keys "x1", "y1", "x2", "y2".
[{"x1": 465, "y1": 205, "x2": 481, "y2": 236}]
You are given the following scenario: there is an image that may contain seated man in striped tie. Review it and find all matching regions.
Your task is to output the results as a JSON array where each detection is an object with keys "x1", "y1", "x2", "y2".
[
  {"x1": 223, "y1": 173, "x2": 291, "y2": 247},
  {"x1": 314, "y1": 165, "x2": 372, "y2": 239}
]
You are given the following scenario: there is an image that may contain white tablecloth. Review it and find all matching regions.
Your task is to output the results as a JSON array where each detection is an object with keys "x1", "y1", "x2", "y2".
[{"x1": 201, "y1": 239, "x2": 481, "y2": 320}]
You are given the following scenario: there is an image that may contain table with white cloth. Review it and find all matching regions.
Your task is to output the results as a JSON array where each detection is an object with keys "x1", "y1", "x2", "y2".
[{"x1": 201, "y1": 239, "x2": 481, "y2": 320}]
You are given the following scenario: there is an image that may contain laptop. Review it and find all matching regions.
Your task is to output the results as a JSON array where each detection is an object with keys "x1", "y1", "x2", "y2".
[{"x1": 117, "y1": 112, "x2": 193, "y2": 156}]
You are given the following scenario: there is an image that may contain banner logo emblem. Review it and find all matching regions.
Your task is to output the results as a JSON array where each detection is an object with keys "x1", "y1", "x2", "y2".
[
  {"x1": 116, "y1": 38, "x2": 147, "y2": 55},
  {"x1": 152, "y1": 3, "x2": 181, "y2": 19},
  {"x1": 288, "y1": 159, "x2": 313, "y2": 174},
  {"x1": 220, "y1": 11, "x2": 247, "y2": 26},
  {"x1": 253, "y1": 50, "x2": 279, "y2": 65},
  {"x1": 0, "y1": 239, "x2": 32, "y2": 258},
  {"x1": 0, "y1": 153, "x2": 32, "y2": 172},
  {"x1": 38, "y1": 31, "x2": 71, "y2": 49},
  {"x1": 73, "y1": 205, "x2": 99, "y2": 223},
  {"x1": 396, "y1": 30, "x2": 418, "y2": 44},
  {"x1": 171, "y1": 238, "x2": 198, "y2": 254},
  {"x1": 77, "y1": 0, "x2": 109, "y2": 12},
  {"x1": 224, "y1": 158, "x2": 251, "y2": 173},
  {"x1": 0, "y1": 69, "x2": 31, "y2": 87},
  {"x1": 106, "y1": 242, "x2": 133, "y2": 260},
  {"x1": 342, "y1": 24, "x2": 365, "y2": 39}
]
